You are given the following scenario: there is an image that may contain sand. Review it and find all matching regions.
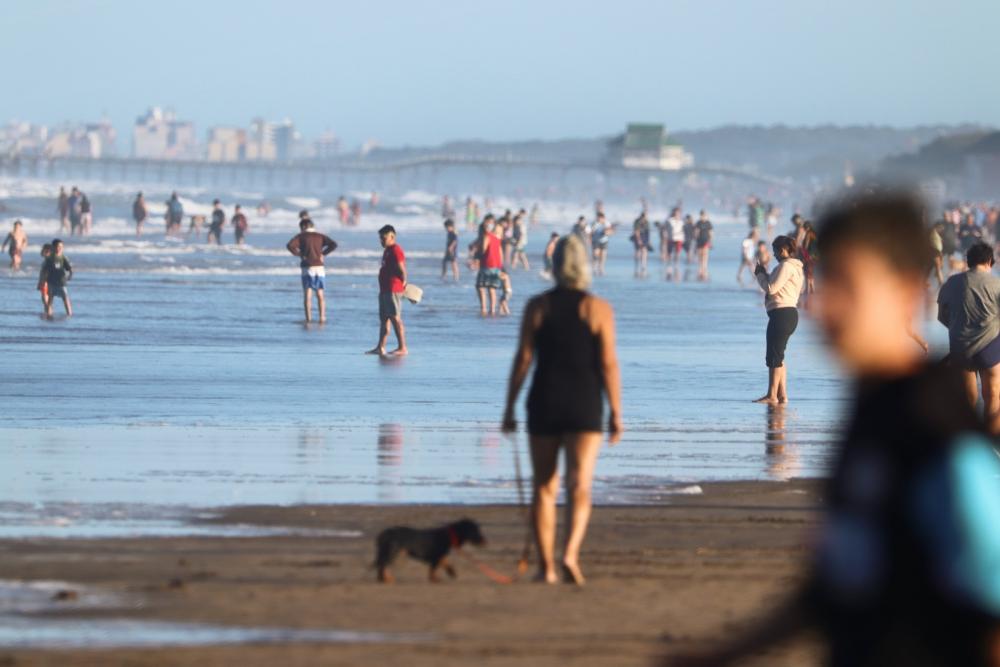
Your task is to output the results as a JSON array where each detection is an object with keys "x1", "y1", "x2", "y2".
[{"x1": 0, "y1": 480, "x2": 825, "y2": 666}]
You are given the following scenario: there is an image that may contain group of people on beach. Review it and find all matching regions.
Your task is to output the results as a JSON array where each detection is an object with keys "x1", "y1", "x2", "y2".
[
  {"x1": 56, "y1": 186, "x2": 93, "y2": 236},
  {"x1": 627, "y1": 203, "x2": 714, "y2": 280},
  {"x1": 467, "y1": 211, "x2": 528, "y2": 316},
  {"x1": 491, "y1": 188, "x2": 1000, "y2": 666},
  {"x1": 131, "y1": 191, "x2": 250, "y2": 244},
  {"x1": 337, "y1": 195, "x2": 366, "y2": 226},
  {"x1": 929, "y1": 201, "x2": 1000, "y2": 286}
]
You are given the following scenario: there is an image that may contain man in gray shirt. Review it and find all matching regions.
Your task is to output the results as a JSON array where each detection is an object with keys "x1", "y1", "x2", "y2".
[{"x1": 937, "y1": 241, "x2": 1000, "y2": 427}]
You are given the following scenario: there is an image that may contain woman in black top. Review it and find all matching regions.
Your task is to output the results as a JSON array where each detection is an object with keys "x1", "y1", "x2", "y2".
[{"x1": 503, "y1": 234, "x2": 622, "y2": 585}]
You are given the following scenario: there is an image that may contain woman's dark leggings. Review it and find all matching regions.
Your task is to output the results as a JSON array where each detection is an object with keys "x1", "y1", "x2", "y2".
[{"x1": 766, "y1": 307, "x2": 799, "y2": 368}]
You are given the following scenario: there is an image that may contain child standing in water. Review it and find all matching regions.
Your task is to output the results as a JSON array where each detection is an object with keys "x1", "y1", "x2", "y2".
[
  {"x1": 441, "y1": 219, "x2": 459, "y2": 281},
  {"x1": 231, "y1": 205, "x2": 249, "y2": 245},
  {"x1": 498, "y1": 269, "x2": 512, "y2": 315},
  {"x1": 40, "y1": 239, "x2": 73, "y2": 319},
  {"x1": 36, "y1": 243, "x2": 52, "y2": 312}
]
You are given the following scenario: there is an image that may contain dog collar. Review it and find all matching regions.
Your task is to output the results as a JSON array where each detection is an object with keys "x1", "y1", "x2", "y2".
[{"x1": 448, "y1": 526, "x2": 460, "y2": 548}]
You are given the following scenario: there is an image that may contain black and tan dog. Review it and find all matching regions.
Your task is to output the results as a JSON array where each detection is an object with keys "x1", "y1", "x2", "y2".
[{"x1": 374, "y1": 518, "x2": 486, "y2": 583}]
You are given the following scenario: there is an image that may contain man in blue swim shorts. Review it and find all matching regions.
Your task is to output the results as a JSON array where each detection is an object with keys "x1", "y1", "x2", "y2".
[{"x1": 286, "y1": 217, "x2": 337, "y2": 323}]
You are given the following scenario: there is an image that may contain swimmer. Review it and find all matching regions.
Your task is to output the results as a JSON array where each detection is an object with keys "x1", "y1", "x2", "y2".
[
  {"x1": 231, "y1": 205, "x2": 249, "y2": 246},
  {"x1": 2, "y1": 220, "x2": 28, "y2": 272},
  {"x1": 132, "y1": 192, "x2": 147, "y2": 237},
  {"x1": 441, "y1": 219, "x2": 459, "y2": 281}
]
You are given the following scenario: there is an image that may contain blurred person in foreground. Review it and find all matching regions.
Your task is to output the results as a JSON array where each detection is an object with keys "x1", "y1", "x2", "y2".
[
  {"x1": 502, "y1": 234, "x2": 622, "y2": 585},
  {"x1": 666, "y1": 190, "x2": 1000, "y2": 666}
]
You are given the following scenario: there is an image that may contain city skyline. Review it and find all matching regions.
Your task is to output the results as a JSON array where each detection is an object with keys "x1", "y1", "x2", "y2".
[{"x1": 2, "y1": 0, "x2": 998, "y2": 148}]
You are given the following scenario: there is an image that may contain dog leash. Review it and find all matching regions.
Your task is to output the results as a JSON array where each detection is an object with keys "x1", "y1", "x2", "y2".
[
  {"x1": 510, "y1": 433, "x2": 532, "y2": 575},
  {"x1": 453, "y1": 547, "x2": 515, "y2": 585},
  {"x1": 447, "y1": 433, "x2": 533, "y2": 585}
]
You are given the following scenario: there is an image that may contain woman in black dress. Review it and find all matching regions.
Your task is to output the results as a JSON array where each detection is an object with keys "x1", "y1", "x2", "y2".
[{"x1": 502, "y1": 234, "x2": 622, "y2": 585}]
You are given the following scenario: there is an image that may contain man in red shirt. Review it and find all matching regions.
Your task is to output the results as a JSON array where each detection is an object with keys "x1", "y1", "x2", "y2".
[
  {"x1": 286, "y1": 217, "x2": 337, "y2": 323},
  {"x1": 367, "y1": 224, "x2": 408, "y2": 356}
]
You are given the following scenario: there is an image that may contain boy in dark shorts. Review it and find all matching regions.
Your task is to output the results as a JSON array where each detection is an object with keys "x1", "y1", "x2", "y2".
[
  {"x1": 208, "y1": 199, "x2": 226, "y2": 245},
  {"x1": 441, "y1": 219, "x2": 459, "y2": 281},
  {"x1": 41, "y1": 239, "x2": 73, "y2": 319},
  {"x1": 666, "y1": 191, "x2": 1000, "y2": 666}
]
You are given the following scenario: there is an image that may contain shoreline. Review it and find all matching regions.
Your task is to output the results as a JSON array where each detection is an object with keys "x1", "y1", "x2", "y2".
[{"x1": 0, "y1": 480, "x2": 824, "y2": 666}]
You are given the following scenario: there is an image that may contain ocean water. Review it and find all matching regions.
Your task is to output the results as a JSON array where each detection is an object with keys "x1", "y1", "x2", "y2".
[{"x1": 0, "y1": 181, "x2": 948, "y2": 536}]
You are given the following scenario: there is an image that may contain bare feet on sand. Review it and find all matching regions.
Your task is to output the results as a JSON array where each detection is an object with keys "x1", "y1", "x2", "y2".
[
  {"x1": 561, "y1": 561, "x2": 585, "y2": 586},
  {"x1": 753, "y1": 396, "x2": 778, "y2": 404},
  {"x1": 365, "y1": 347, "x2": 385, "y2": 355},
  {"x1": 534, "y1": 570, "x2": 559, "y2": 585}
]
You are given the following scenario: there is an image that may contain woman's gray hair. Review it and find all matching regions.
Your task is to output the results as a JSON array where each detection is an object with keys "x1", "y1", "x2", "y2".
[{"x1": 552, "y1": 234, "x2": 591, "y2": 290}]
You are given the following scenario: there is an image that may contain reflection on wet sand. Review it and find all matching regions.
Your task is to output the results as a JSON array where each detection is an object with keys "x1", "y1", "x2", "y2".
[
  {"x1": 765, "y1": 404, "x2": 801, "y2": 480},
  {"x1": 377, "y1": 423, "x2": 404, "y2": 501}
]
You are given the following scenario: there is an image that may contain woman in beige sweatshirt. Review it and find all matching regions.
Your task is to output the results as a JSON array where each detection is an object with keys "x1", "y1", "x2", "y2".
[{"x1": 754, "y1": 236, "x2": 805, "y2": 403}]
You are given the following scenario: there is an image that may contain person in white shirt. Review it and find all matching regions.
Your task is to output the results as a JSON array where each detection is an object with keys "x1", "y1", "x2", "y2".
[
  {"x1": 737, "y1": 228, "x2": 759, "y2": 286},
  {"x1": 666, "y1": 210, "x2": 685, "y2": 279},
  {"x1": 753, "y1": 235, "x2": 805, "y2": 404}
]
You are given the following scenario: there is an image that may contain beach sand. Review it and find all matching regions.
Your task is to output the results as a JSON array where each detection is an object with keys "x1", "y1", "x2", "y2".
[{"x1": 0, "y1": 480, "x2": 824, "y2": 666}]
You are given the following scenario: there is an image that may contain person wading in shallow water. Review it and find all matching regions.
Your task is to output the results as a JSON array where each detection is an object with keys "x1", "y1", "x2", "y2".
[
  {"x1": 754, "y1": 235, "x2": 804, "y2": 404},
  {"x1": 286, "y1": 217, "x2": 337, "y2": 324},
  {"x1": 366, "y1": 225, "x2": 408, "y2": 356},
  {"x1": 502, "y1": 234, "x2": 622, "y2": 586},
  {"x1": 937, "y1": 241, "x2": 1000, "y2": 432}
]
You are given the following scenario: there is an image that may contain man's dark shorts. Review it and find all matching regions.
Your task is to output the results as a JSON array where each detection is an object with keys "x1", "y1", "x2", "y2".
[{"x1": 961, "y1": 335, "x2": 1000, "y2": 371}]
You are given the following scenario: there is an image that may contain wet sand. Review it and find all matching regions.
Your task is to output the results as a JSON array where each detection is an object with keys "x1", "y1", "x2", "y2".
[{"x1": 0, "y1": 480, "x2": 824, "y2": 666}]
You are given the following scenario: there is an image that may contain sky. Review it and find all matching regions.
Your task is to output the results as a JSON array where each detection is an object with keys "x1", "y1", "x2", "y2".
[{"x1": 1, "y1": 0, "x2": 996, "y2": 149}]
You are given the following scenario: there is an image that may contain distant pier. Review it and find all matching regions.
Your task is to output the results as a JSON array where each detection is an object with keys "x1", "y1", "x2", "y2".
[{"x1": 0, "y1": 154, "x2": 792, "y2": 194}]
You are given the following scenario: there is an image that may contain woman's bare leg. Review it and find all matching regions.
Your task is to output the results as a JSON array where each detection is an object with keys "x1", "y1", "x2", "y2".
[
  {"x1": 776, "y1": 365, "x2": 789, "y2": 403},
  {"x1": 530, "y1": 436, "x2": 562, "y2": 583},
  {"x1": 754, "y1": 367, "x2": 781, "y2": 404},
  {"x1": 562, "y1": 432, "x2": 601, "y2": 585}
]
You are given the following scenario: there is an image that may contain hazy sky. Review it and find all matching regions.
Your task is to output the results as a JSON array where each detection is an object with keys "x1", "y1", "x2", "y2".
[{"x1": 1, "y1": 0, "x2": 996, "y2": 148}]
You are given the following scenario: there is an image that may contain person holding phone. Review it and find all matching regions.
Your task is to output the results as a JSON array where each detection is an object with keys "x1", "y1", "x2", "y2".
[{"x1": 754, "y1": 235, "x2": 805, "y2": 404}]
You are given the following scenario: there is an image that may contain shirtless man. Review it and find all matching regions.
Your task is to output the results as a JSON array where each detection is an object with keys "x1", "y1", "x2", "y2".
[
  {"x1": 132, "y1": 192, "x2": 148, "y2": 237},
  {"x1": 2, "y1": 220, "x2": 28, "y2": 272},
  {"x1": 57, "y1": 187, "x2": 69, "y2": 233}
]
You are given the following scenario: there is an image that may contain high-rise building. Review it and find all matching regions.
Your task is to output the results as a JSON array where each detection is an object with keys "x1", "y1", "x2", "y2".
[
  {"x1": 272, "y1": 119, "x2": 296, "y2": 162},
  {"x1": 132, "y1": 107, "x2": 197, "y2": 159},
  {"x1": 314, "y1": 131, "x2": 340, "y2": 160},
  {"x1": 206, "y1": 127, "x2": 247, "y2": 162},
  {"x1": 246, "y1": 118, "x2": 276, "y2": 161}
]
